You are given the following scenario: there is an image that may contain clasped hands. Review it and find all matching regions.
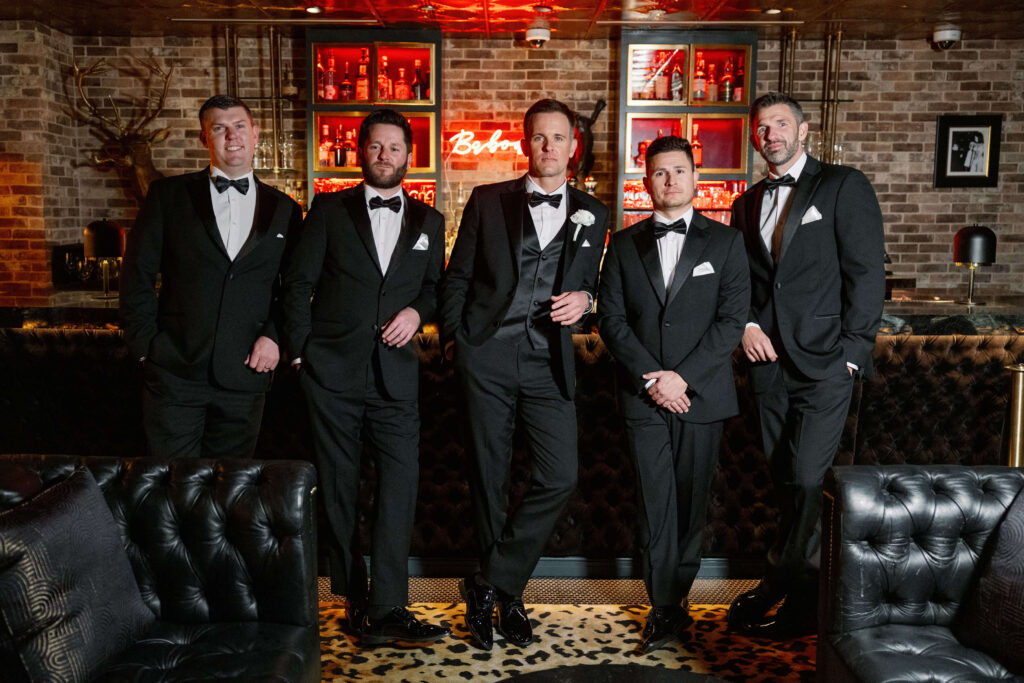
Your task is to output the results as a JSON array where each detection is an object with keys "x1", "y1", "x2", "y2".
[{"x1": 643, "y1": 370, "x2": 690, "y2": 414}]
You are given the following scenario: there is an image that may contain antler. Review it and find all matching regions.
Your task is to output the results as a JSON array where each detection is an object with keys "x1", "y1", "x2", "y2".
[
  {"x1": 131, "y1": 57, "x2": 174, "y2": 133},
  {"x1": 72, "y1": 58, "x2": 123, "y2": 136}
]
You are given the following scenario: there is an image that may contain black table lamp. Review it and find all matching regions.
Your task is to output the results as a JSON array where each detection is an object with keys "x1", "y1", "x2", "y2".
[
  {"x1": 83, "y1": 219, "x2": 125, "y2": 300},
  {"x1": 953, "y1": 224, "x2": 997, "y2": 307}
]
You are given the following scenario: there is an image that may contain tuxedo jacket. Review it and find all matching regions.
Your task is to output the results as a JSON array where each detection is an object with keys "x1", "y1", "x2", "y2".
[
  {"x1": 281, "y1": 183, "x2": 445, "y2": 400},
  {"x1": 120, "y1": 168, "x2": 302, "y2": 392},
  {"x1": 440, "y1": 176, "x2": 610, "y2": 399},
  {"x1": 731, "y1": 155, "x2": 885, "y2": 382},
  {"x1": 598, "y1": 213, "x2": 750, "y2": 423}
]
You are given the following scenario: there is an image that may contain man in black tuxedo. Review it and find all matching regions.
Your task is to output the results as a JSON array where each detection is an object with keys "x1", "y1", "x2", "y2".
[
  {"x1": 120, "y1": 94, "x2": 301, "y2": 459},
  {"x1": 598, "y1": 136, "x2": 749, "y2": 653},
  {"x1": 282, "y1": 109, "x2": 448, "y2": 646},
  {"x1": 441, "y1": 99, "x2": 610, "y2": 650},
  {"x1": 727, "y1": 92, "x2": 885, "y2": 638}
]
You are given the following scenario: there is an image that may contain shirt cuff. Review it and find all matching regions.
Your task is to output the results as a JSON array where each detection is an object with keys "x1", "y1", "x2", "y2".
[
  {"x1": 745, "y1": 322, "x2": 761, "y2": 329},
  {"x1": 291, "y1": 358, "x2": 302, "y2": 366},
  {"x1": 846, "y1": 362, "x2": 858, "y2": 371}
]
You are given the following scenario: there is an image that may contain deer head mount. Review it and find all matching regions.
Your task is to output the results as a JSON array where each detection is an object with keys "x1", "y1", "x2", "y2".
[{"x1": 69, "y1": 56, "x2": 174, "y2": 200}]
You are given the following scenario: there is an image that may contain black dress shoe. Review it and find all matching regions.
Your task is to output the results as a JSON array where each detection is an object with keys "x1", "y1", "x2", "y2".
[
  {"x1": 742, "y1": 599, "x2": 817, "y2": 640},
  {"x1": 637, "y1": 604, "x2": 693, "y2": 654},
  {"x1": 459, "y1": 575, "x2": 496, "y2": 650},
  {"x1": 346, "y1": 597, "x2": 366, "y2": 636},
  {"x1": 496, "y1": 595, "x2": 533, "y2": 647},
  {"x1": 726, "y1": 581, "x2": 782, "y2": 633},
  {"x1": 359, "y1": 606, "x2": 451, "y2": 646}
]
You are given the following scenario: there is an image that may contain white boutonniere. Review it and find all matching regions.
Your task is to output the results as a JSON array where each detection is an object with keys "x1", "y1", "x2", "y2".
[{"x1": 570, "y1": 209, "x2": 595, "y2": 241}]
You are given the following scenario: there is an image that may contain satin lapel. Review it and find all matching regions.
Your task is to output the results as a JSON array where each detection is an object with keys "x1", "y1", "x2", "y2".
[
  {"x1": 187, "y1": 169, "x2": 229, "y2": 259},
  {"x1": 233, "y1": 178, "x2": 275, "y2": 262},
  {"x1": 384, "y1": 191, "x2": 424, "y2": 280},
  {"x1": 634, "y1": 218, "x2": 666, "y2": 307},
  {"x1": 343, "y1": 183, "x2": 383, "y2": 276},
  {"x1": 778, "y1": 157, "x2": 823, "y2": 264},
  {"x1": 500, "y1": 181, "x2": 526, "y2": 276},
  {"x1": 665, "y1": 215, "x2": 709, "y2": 306},
  {"x1": 750, "y1": 181, "x2": 772, "y2": 266}
]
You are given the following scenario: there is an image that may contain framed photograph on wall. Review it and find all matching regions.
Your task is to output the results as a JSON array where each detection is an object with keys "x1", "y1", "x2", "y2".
[{"x1": 934, "y1": 114, "x2": 1002, "y2": 188}]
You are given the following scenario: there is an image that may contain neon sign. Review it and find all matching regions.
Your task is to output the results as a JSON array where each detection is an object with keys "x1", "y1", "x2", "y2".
[{"x1": 447, "y1": 129, "x2": 524, "y2": 156}]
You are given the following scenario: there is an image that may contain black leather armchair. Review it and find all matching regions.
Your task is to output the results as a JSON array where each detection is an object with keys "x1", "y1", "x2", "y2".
[
  {"x1": 0, "y1": 455, "x2": 320, "y2": 683},
  {"x1": 818, "y1": 465, "x2": 1024, "y2": 683}
]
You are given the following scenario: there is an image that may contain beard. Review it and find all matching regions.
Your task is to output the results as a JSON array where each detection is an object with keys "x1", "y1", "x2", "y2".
[
  {"x1": 762, "y1": 136, "x2": 802, "y2": 167},
  {"x1": 362, "y1": 159, "x2": 408, "y2": 190}
]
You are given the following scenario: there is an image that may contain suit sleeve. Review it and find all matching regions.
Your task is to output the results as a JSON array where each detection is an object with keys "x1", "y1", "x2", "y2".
[
  {"x1": 728, "y1": 195, "x2": 762, "y2": 328},
  {"x1": 577, "y1": 202, "x2": 611, "y2": 299},
  {"x1": 597, "y1": 236, "x2": 662, "y2": 394},
  {"x1": 407, "y1": 210, "x2": 445, "y2": 324},
  {"x1": 673, "y1": 229, "x2": 750, "y2": 395},
  {"x1": 835, "y1": 170, "x2": 885, "y2": 371},
  {"x1": 281, "y1": 195, "x2": 328, "y2": 360},
  {"x1": 260, "y1": 198, "x2": 303, "y2": 346},
  {"x1": 119, "y1": 181, "x2": 165, "y2": 361},
  {"x1": 439, "y1": 186, "x2": 482, "y2": 343}
]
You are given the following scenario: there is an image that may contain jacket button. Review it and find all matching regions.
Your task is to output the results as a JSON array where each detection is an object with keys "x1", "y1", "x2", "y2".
[
  {"x1": 228, "y1": 273, "x2": 234, "y2": 280},
  {"x1": 664, "y1": 322, "x2": 671, "y2": 327},
  {"x1": 372, "y1": 324, "x2": 379, "y2": 331},
  {"x1": 775, "y1": 282, "x2": 782, "y2": 289},
  {"x1": 541, "y1": 254, "x2": 548, "y2": 260}
]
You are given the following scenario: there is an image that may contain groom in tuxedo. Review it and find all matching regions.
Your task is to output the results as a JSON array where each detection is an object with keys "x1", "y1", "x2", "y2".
[
  {"x1": 441, "y1": 99, "x2": 610, "y2": 650},
  {"x1": 598, "y1": 136, "x2": 749, "y2": 653},
  {"x1": 120, "y1": 94, "x2": 301, "y2": 459},
  {"x1": 727, "y1": 92, "x2": 885, "y2": 638},
  {"x1": 282, "y1": 108, "x2": 448, "y2": 646}
]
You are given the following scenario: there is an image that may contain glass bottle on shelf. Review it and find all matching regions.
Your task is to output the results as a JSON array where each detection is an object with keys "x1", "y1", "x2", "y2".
[
  {"x1": 411, "y1": 59, "x2": 426, "y2": 100},
  {"x1": 333, "y1": 125, "x2": 345, "y2": 167},
  {"x1": 344, "y1": 130, "x2": 358, "y2": 167},
  {"x1": 707, "y1": 63, "x2": 719, "y2": 102},
  {"x1": 395, "y1": 67, "x2": 411, "y2": 100},
  {"x1": 690, "y1": 123, "x2": 703, "y2": 168},
  {"x1": 692, "y1": 52, "x2": 707, "y2": 101},
  {"x1": 355, "y1": 48, "x2": 371, "y2": 100},
  {"x1": 721, "y1": 57, "x2": 734, "y2": 103},
  {"x1": 378, "y1": 55, "x2": 393, "y2": 100},
  {"x1": 323, "y1": 55, "x2": 338, "y2": 101},
  {"x1": 670, "y1": 60, "x2": 685, "y2": 101},
  {"x1": 641, "y1": 56, "x2": 657, "y2": 100},
  {"x1": 734, "y1": 57, "x2": 745, "y2": 102},
  {"x1": 425, "y1": 67, "x2": 430, "y2": 99},
  {"x1": 411, "y1": 140, "x2": 419, "y2": 168},
  {"x1": 340, "y1": 61, "x2": 354, "y2": 101},
  {"x1": 315, "y1": 53, "x2": 325, "y2": 101},
  {"x1": 654, "y1": 51, "x2": 670, "y2": 100},
  {"x1": 318, "y1": 123, "x2": 332, "y2": 168}
]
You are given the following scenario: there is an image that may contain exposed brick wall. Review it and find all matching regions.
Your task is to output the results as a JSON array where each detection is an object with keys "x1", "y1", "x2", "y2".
[{"x1": 0, "y1": 153, "x2": 47, "y2": 305}]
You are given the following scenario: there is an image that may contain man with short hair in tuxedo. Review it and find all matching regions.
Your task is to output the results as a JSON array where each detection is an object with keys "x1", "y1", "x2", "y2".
[
  {"x1": 598, "y1": 135, "x2": 749, "y2": 653},
  {"x1": 441, "y1": 99, "x2": 610, "y2": 650},
  {"x1": 121, "y1": 94, "x2": 301, "y2": 459},
  {"x1": 282, "y1": 108, "x2": 449, "y2": 646},
  {"x1": 726, "y1": 92, "x2": 885, "y2": 638}
]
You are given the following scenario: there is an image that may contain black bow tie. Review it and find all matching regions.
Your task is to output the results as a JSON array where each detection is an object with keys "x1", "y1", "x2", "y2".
[
  {"x1": 213, "y1": 175, "x2": 249, "y2": 195},
  {"x1": 653, "y1": 217, "x2": 688, "y2": 239},
  {"x1": 369, "y1": 195, "x2": 402, "y2": 213},
  {"x1": 765, "y1": 174, "x2": 797, "y2": 194},
  {"x1": 527, "y1": 191, "x2": 562, "y2": 209}
]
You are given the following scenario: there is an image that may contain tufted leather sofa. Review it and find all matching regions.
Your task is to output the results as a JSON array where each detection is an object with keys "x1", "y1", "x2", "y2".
[
  {"x1": 818, "y1": 465, "x2": 1024, "y2": 683},
  {"x1": 0, "y1": 455, "x2": 321, "y2": 682}
]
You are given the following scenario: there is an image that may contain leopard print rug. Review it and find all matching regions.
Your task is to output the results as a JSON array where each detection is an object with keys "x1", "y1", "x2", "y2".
[{"x1": 319, "y1": 602, "x2": 815, "y2": 682}]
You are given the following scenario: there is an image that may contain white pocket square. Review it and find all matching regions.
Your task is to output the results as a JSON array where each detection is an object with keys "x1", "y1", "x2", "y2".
[
  {"x1": 692, "y1": 262, "x2": 715, "y2": 277},
  {"x1": 582, "y1": 240, "x2": 592, "y2": 247},
  {"x1": 412, "y1": 233, "x2": 430, "y2": 251},
  {"x1": 801, "y1": 206, "x2": 823, "y2": 225},
  {"x1": 275, "y1": 233, "x2": 285, "y2": 239}
]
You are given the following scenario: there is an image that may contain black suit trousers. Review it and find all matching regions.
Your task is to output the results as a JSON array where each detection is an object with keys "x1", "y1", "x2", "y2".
[
  {"x1": 627, "y1": 412, "x2": 722, "y2": 607},
  {"x1": 300, "y1": 360, "x2": 419, "y2": 617},
  {"x1": 754, "y1": 359, "x2": 853, "y2": 596},
  {"x1": 456, "y1": 334, "x2": 578, "y2": 596}
]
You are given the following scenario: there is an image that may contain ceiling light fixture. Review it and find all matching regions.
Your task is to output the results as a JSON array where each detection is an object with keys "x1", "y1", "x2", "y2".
[
  {"x1": 421, "y1": 3, "x2": 437, "y2": 11},
  {"x1": 305, "y1": 5, "x2": 323, "y2": 13},
  {"x1": 764, "y1": 8, "x2": 782, "y2": 14},
  {"x1": 534, "y1": 4, "x2": 553, "y2": 12}
]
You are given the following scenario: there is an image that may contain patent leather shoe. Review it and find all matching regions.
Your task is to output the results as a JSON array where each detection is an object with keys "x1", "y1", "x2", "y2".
[
  {"x1": 637, "y1": 603, "x2": 693, "y2": 654},
  {"x1": 742, "y1": 599, "x2": 817, "y2": 640},
  {"x1": 346, "y1": 596, "x2": 366, "y2": 636},
  {"x1": 459, "y1": 574, "x2": 497, "y2": 650},
  {"x1": 496, "y1": 595, "x2": 533, "y2": 647},
  {"x1": 726, "y1": 581, "x2": 782, "y2": 633},
  {"x1": 359, "y1": 606, "x2": 451, "y2": 646}
]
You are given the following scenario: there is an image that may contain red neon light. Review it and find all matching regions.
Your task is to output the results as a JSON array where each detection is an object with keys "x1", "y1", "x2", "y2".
[{"x1": 447, "y1": 129, "x2": 524, "y2": 156}]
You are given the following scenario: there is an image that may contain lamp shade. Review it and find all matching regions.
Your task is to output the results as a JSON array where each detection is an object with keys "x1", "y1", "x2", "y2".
[
  {"x1": 953, "y1": 224, "x2": 996, "y2": 266},
  {"x1": 83, "y1": 219, "x2": 125, "y2": 259}
]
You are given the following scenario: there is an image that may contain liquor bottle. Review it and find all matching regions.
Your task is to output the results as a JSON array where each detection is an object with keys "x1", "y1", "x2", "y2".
[
  {"x1": 333, "y1": 126, "x2": 345, "y2": 167},
  {"x1": 339, "y1": 61, "x2": 354, "y2": 101},
  {"x1": 690, "y1": 123, "x2": 703, "y2": 168},
  {"x1": 315, "y1": 53, "x2": 325, "y2": 101},
  {"x1": 394, "y1": 67, "x2": 411, "y2": 100},
  {"x1": 410, "y1": 141, "x2": 419, "y2": 168},
  {"x1": 355, "y1": 48, "x2": 371, "y2": 100},
  {"x1": 721, "y1": 56, "x2": 734, "y2": 103},
  {"x1": 424, "y1": 68, "x2": 430, "y2": 99},
  {"x1": 323, "y1": 55, "x2": 338, "y2": 101},
  {"x1": 642, "y1": 57, "x2": 657, "y2": 100},
  {"x1": 734, "y1": 57, "x2": 745, "y2": 102},
  {"x1": 654, "y1": 51, "x2": 670, "y2": 100},
  {"x1": 692, "y1": 52, "x2": 707, "y2": 100},
  {"x1": 378, "y1": 55, "x2": 393, "y2": 100},
  {"x1": 344, "y1": 130, "x2": 357, "y2": 167},
  {"x1": 411, "y1": 59, "x2": 426, "y2": 99},
  {"x1": 707, "y1": 63, "x2": 719, "y2": 101},
  {"x1": 670, "y1": 61, "x2": 685, "y2": 101},
  {"x1": 318, "y1": 123, "x2": 332, "y2": 168}
]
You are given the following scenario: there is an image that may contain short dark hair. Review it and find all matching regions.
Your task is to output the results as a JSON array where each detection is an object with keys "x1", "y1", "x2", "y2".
[
  {"x1": 645, "y1": 135, "x2": 694, "y2": 171},
  {"x1": 749, "y1": 91, "x2": 804, "y2": 124},
  {"x1": 199, "y1": 94, "x2": 253, "y2": 127},
  {"x1": 523, "y1": 98, "x2": 576, "y2": 138},
  {"x1": 358, "y1": 108, "x2": 413, "y2": 151}
]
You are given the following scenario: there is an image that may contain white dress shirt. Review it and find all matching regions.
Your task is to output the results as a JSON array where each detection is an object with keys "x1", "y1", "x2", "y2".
[
  {"x1": 209, "y1": 167, "x2": 257, "y2": 261},
  {"x1": 758, "y1": 151, "x2": 808, "y2": 252},
  {"x1": 525, "y1": 177, "x2": 568, "y2": 250},
  {"x1": 365, "y1": 185, "x2": 404, "y2": 273},
  {"x1": 653, "y1": 207, "x2": 693, "y2": 292}
]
